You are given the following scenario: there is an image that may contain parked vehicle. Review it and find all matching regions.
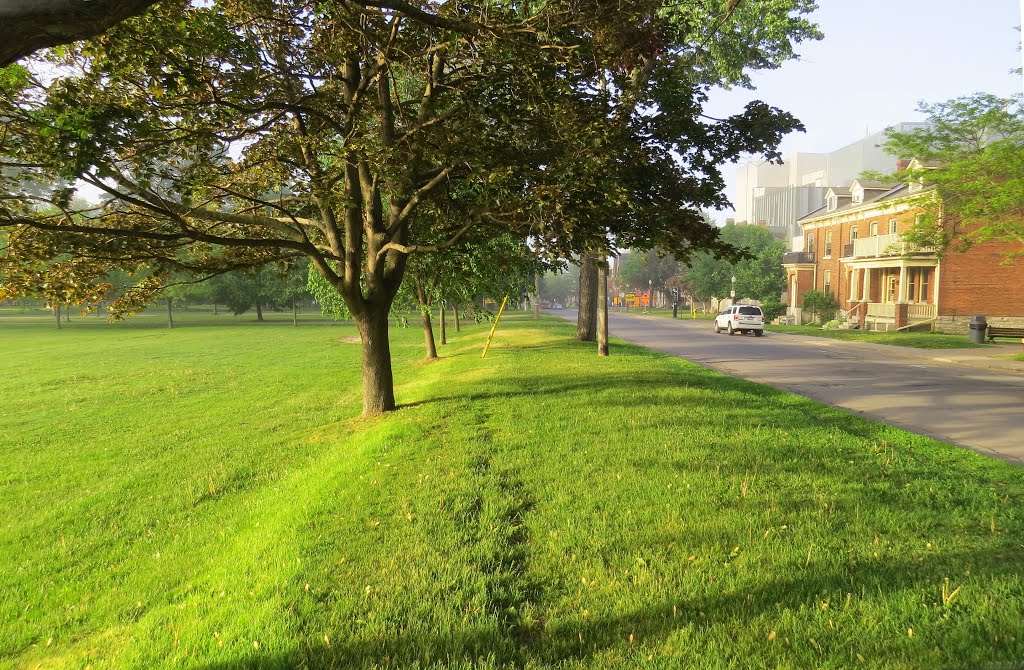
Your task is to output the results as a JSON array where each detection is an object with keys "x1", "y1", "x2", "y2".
[{"x1": 714, "y1": 305, "x2": 765, "y2": 336}]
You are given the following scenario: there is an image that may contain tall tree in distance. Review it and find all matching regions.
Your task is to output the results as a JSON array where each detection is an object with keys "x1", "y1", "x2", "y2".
[
  {"x1": 682, "y1": 222, "x2": 787, "y2": 305},
  {"x1": 550, "y1": 0, "x2": 821, "y2": 353}
]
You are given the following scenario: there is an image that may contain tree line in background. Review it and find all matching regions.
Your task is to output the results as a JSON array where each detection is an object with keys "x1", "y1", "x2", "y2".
[{"x1": 544, "y1": 221, "x2": 789, "y2": 321}]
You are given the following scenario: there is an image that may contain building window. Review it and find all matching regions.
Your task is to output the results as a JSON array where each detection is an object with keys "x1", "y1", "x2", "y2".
[
  {"x1": 806, "y1": 232, "x2": 814, "y2": 252},
  {"x1": 886, "y1": 275, "x2": 897, "y2": 302},
  {"x1": 824, "y1": 270, "x2": 832, "y2": 295},
  {"x1": 849, "y1": 225, "x2": 858, "y2": 241},
  {"x1": 827, "y1": 195, "x2": 837, "y2": 211},
  {"x1": 908, "y1": 272, "x2": 916, "y2": 303},
  {"x1": 824, "y1": 230, "x2": 833, "y2": 258},
  {"x1": 920, "y1": 269, "x2": 930, "y2": 303},
  {"x1": 870, "y1": 221, "x2": 879, "y2": 236},
  {"x1": 889, "y1": 218, "x2": 898, "y2": 234}
]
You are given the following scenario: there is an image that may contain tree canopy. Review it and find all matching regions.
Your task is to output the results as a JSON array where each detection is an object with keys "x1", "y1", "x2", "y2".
[{"x1": 882, "y1": 93, "x2": 1024, "y2": 258}]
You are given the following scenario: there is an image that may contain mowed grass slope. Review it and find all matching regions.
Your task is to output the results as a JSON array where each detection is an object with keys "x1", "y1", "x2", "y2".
[{"x1": 2, "y1": 314, "x2": 1023, "y2": 669}]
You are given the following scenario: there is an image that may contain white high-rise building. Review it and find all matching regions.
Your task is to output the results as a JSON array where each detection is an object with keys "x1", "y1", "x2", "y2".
[{"x1": 734, "y1": 123, "x2": 929, "y2": 239}]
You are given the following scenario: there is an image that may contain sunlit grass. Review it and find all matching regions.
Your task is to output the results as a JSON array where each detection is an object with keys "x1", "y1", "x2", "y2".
[
  {"x1": 2, "y1": 313, "x2": 1023, "y2": 669},
  {"x1": 766, "y1": 324, "x2": 986, "y2": 349}
]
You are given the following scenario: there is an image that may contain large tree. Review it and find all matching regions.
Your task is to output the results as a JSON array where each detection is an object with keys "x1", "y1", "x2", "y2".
[
  {"x1": 1, "y1": 0, "x2": 818, "y2": 413},
  {"x1": 557, "y1": 0, "x2": 821, "y2": 351},
  {"x1": 0, "y1": 0, "x2": 569, "y2": 415},
  {"x1": 882, "y1": 93, "x2": 1024, "y2": 258}
]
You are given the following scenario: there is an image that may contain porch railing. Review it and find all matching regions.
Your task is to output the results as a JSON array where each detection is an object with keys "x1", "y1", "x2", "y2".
[
  {"x1": 908, "y1": 304, "x2": 937, "y2": 320},
  {"x1": 782, "y1": 251, "x2": 816, "y2": 265},
  {"x1": 867, "y1": 303, "x2": 895, "y2": 319},
  {"x1": 851, "y1": 234, "x2": 935, "y2": 259}
]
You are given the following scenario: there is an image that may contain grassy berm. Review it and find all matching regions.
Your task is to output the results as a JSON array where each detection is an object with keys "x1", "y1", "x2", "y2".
[{"x1": 2, "y1": 313, "x2": 1023, "y2": 669}]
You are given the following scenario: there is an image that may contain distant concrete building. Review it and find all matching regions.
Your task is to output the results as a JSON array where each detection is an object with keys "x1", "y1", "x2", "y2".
[
  {"x1": 750, "y1": 184, "x2": 827, "y2": 241},
  {"x1": 735, "y1": 123, "x2": 929, "y2": 236}
]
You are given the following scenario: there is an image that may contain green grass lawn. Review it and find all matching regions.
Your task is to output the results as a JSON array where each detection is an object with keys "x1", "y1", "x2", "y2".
[
  {"x1": 3, "y1": 313, "x2": 1024, "y2": 669},
  {"x1": 765, "y1": 324, "x2": 987, "y2": 350}
]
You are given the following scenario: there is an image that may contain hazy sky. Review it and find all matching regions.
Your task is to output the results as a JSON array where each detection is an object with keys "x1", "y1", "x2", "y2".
[{"x1": 706, "y1": 0, "x2": 1023, "y2": 221}]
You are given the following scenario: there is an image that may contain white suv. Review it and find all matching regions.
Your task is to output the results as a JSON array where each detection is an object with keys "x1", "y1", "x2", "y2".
[{"x1": 714, "y1": 305, "x2": 765, "y2": 336}]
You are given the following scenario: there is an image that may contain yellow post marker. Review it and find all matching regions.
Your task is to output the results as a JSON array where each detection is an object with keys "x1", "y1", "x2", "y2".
[{"x1": 482, "y1": 294, "x2": 510, "y2": 358}]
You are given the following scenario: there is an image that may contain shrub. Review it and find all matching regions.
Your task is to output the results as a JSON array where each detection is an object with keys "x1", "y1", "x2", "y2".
[
  {"x1": 760, "y1": 297, "x2": 787, "y2": 323},
  {"x1": 801, "y1": 290, "x2": 839, "y2": 323}
]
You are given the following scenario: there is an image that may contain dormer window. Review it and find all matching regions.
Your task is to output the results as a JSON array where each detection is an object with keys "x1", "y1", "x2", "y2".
[
  {"x1": 826, "y1": 195, "x2": 838, "y2": 212},
  {"x1": 908, "y1": 180, "x2": 923, "y2": 194},
  {"x1": 851, "y1": 187, "x2": 863, "y2": 204}
]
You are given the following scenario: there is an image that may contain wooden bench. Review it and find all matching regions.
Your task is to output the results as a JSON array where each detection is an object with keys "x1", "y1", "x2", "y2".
[{"x1": 986, "y1": 326, "x2": 1024, "y2": 342}]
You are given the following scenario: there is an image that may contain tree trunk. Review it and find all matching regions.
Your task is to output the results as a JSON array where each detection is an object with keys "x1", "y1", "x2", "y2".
[
  {"x1": 355, "y1": 307, "x2": 397, "y2": 415},
  {"x1": 64, "y1": 305, "x2": 71, "y2": 322},
  {"x1": 213, "y1": 303, "x2": 218, "y2": 315},
  {"x1": 54, "y1": 304, "x2": 62, "y2": 330},
  {"x1": 292, "y1": 302, "x2": 298, "y2": 327},
  {"x1": 454, "y1": 303, "x2": 461, "y2": 332},
  {"x1": 167, "y1": 297, "x2": 174, "y2": 328},
  {"x1": 420, "y1": 305, "x2": 438, "y2": 360},
  {"x1": 439, "y1": 302, "x2": 447, "y2": 345},
  {"x1": 534, "y1": 273, "x2": 541, "y2": 319},
  {"x1": 597, "y1": 260, "x2": 609, "y2": 357},
  {"x1": 256, "y1": 302, "x2": 264, "y2": 321},
  {"x1": 577, "y1": 254, "x2": 598, "y2": 341}
]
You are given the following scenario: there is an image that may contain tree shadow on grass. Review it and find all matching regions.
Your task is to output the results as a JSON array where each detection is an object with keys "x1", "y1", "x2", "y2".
[{"x1": 196, "y1": 537, "x2": 1024, "y2": 669}]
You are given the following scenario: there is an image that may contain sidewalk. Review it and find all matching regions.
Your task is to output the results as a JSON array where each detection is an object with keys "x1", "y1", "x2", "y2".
[{"x1": 763, "y1": 329, "x2": 1024, "y2": 375}]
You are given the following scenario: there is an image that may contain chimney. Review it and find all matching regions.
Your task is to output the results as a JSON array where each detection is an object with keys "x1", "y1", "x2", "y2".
[
  {"x1": 757, "y1": 220, "x2": 768, "y2": 228},
  {"x1": 896, "y1": 159, "x2": 912, "y2": 172}
]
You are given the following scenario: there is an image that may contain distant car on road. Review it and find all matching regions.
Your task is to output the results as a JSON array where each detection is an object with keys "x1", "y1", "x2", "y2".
[{"x1": 714, "y1": 305, "x2": 765, "y2": 336}]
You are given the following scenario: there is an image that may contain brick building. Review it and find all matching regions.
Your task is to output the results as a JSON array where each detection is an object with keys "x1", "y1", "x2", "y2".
[{"x1": 781, "y1": 179, "x2": 1024, "y2": 333}]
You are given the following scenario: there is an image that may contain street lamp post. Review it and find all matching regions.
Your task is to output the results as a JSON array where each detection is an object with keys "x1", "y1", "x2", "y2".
[
  {"x1": 648, "y1": 279, "x2": 653, "y2": 313},
  {"x1": 730, "y1": 275, "x2": 737, "y2": 305}
]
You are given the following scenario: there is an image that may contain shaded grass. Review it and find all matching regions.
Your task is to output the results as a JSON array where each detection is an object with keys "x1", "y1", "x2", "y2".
[
  {"x1": 2, "y1": 314, "x2": 1023, "y2": 669},
  {"x1": 766, "y1": 324, "x2": 987, "y2": 349}
]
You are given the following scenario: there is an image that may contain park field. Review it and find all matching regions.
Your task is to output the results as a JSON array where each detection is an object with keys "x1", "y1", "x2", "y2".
[{"x1": 2, "y1": 313, "x2": 1024, "y2": 669}]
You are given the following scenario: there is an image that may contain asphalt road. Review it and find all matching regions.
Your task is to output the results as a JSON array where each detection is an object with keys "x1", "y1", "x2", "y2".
[{"x1": 554, "y1": 310, "x2": 1024, "y2": 464}]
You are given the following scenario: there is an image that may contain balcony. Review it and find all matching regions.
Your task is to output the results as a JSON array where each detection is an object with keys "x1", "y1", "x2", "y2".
[
  {"x1": 782, "y1": 251, "x2": 816, "y2": 265},
  {"x1": 849, "y1": 234, "x2": 935, "y2": 259}
]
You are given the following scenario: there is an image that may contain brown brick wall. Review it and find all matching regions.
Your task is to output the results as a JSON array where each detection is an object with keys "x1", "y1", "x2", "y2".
[{"x1": 939, "y1": 240, "x2": 1024, "y2": 318}]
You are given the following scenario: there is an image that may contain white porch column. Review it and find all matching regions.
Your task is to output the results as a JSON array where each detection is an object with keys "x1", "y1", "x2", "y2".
[
  {"x1": 790, "y1": 275, "x2": 797, "y2": 308},
  {"x1": 862, "y1": 268, "x2": 870, "y2": 303},
  {"x1": 898, "y1": 264, "x2": 909, "y2": 303}
]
